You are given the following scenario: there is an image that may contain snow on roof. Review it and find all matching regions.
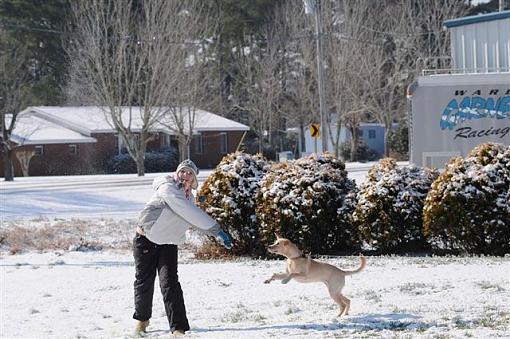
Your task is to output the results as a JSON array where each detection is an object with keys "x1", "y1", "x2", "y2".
[
  {"x1": 11, "y1": 113, "x2": 97, "y2": 145},
  {"x1": 26, "y1": 106, "x2": 249, "y2": 134},
  {"x1": 191, "y1": 110, "x2": 250, "y2": 132}
]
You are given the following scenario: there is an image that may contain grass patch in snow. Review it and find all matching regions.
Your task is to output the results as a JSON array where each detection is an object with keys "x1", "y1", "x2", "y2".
[
  {"x1": 475, "y1": 280, "x2": 506, "y2": 292},
  {"x1": 252, "y1": 312, "x2": 267, "y2": 322},
  {"x1": 272, "y1": 300, "x2": 282, "y2": 307},
  {"x1": 398, "y1": 282, "x2": 436, "y2": 295},
  {"x1": 284, "y1": 306, "x2": 301, "y2": 315},
  {"x1": 0, "y1": 217, "x2": 134, "y2": 254},
  {"x1": 220, "y1": 302, "x2": 265, "y2": 324},
  {"x1": 474, "y1": 310, "x2": 510, "y2": 329},
  {"x1": 452, "y1": 316, "x2": 472, "y2": 330},
  {"x1": 222, "y1": 310, "x2": 246, "y2": 323},
  {"x1": 364, "y1": 289, "x2": 382, "y2": 303},
  {"x1": 447, "y1": 310, "x2": 510, "y2": 331}
]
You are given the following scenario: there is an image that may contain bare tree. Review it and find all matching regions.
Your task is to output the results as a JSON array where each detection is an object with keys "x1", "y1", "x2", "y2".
[
  {"x1": 323, "y1": 0, "x2": 377, "y2": 160},
  {"x1": 234, "y1": 21, "x2": 285, "y2": 155},
  {"x1": 354, "y1": 0, "x2": 469, "y2": 157},
  {"x1": 157, "y1": 3, "x2": 218, "y2": 162},
  {"x1": 67, "y1": 0, "x2": 214, "y2": 175},
  {"x1": 351, "y1": 1, "x2": 410, "y2": 157},
  {"x1": 276, "y1": 0, "x2": 377, "y2": 160},
  {"x1": 0, "y1": 30, "x2": 31, "y2": 181},
  {"x1": 15, "y1": 148, "x2": 35, "y2": 177},
  {"x1": 68, "y1": 0, "x2": 151, "y2": 176},
  {"x1": 411, "y1": 0, "x2": 469, "y2": 68},
  {"x1": 276, "y1": 1, "x2": 320, "y2": 156}
]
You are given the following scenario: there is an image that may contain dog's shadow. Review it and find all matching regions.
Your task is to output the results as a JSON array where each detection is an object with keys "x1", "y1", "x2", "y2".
[
  {"x1": 191, "y1": 312, "x2": 429, "y2": 334},
  {"x1": 345, "y1": 312, "x2": 427, "y2": 330}
]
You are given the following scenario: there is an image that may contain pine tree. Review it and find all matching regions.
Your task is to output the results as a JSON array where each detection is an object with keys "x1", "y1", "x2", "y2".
[{"x1": 0, "y1": 0, "x2": 70, "y2": 104}]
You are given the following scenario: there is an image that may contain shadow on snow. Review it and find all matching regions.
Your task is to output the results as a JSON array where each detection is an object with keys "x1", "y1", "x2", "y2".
[{"x1": 190, "y1": 312, "x2": 428, "y2": 333}]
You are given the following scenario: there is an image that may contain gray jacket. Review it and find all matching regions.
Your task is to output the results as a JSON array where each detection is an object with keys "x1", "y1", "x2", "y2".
[{"x1": 138, "y1": 175, "x2": 220, "y2": 245}]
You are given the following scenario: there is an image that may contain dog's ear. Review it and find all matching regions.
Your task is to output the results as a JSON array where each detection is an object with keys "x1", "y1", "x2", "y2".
[
  {"x1": 282, "y1": 239, "x2": 290, "y2": 246},
  {"x1": 275, "y1": 233, "x2": 281, "y2": 240}
]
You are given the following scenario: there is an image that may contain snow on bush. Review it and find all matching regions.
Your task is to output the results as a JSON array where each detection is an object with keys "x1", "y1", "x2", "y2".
[
  {"x1": 423, "y1": 143, "x2": 510, "y2": 255},
  {"x1": 353, "y1": 158, "x2": 439, "y2": 253},
  {"x1": 256, "y1": 153, "x2": 359, "y2": 254},
  {"x1": 197, "y1": 152, "x2": 269, "y2": 256}
]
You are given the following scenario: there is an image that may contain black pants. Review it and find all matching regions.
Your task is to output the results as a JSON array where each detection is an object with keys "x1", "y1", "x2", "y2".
[{"x1": 132, "y1": 234, "x2": 190, "y2": 332}]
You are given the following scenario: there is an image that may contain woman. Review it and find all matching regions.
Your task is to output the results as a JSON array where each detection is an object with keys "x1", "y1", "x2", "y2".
[{"x1": 132, "y1": 159, "x2": 232, "y2": 336}]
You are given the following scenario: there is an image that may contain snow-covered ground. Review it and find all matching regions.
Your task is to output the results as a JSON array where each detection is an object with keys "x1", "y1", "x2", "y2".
[
  {"x1": 0, "y1": 162, "x2": 372, "y2": 220},
  {"x1": 3, "y1": 250, "x2": 509, "y2": 339},
  {"x1": 1, "y1": 162, "x2": 509, "y2": 338}
]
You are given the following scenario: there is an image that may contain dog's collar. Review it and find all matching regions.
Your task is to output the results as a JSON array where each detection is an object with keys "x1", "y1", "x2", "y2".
[{"x1": 289, "y1": 253, "x2": 307, "y2": 259}]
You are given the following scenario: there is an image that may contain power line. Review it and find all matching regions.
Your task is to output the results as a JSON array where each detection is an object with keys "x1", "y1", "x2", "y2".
[
  {"x1": 1, "y1": 22, "x2": 208, "y2": 46},
  {"x1": 337, "y1": 20, "x2": 447, "y2": 39},
  {"x1": 1, "y1": 19, "x2": 446, "y2": 47}
]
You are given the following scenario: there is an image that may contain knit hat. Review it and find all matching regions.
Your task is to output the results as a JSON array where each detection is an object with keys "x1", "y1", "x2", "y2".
[{"x1": 176, "y1": 159, "x2": 199, "y2": 189}]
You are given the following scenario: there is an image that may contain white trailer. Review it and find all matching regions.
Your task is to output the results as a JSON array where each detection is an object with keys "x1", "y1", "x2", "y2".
[
  {"x1": 408, "y1": 10, "x2": 510, "y2": 168},
  {"x1": 408, "y1": 73, "x2": 510, "y2": 168}
]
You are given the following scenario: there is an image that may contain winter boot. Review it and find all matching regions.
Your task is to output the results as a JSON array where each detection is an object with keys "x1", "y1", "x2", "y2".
[
  {"x1": 172, "y1": 329, "x2": 185, "y2": 336},
  {"x1": 134, "y1": 320, "x2": 150, "y2": 336}
]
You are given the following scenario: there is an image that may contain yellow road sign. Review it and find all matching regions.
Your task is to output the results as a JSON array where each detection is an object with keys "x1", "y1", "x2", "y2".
[{"x1": 310, "y1": 123, "x2": 320, "y2": 138}]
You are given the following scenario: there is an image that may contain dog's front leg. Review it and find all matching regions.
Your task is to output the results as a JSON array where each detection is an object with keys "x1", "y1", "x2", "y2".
[
  {"x1": 281, "y1": 272, "x2": 306, "y2": 284},
  {"x1": 264, "y1": 272, "x2": 288, "y2": 284}
]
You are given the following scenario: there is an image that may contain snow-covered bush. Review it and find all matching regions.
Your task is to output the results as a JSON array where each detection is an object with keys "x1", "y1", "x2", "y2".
[
  {"x1": 197, "y1": 152, "x2": 269, "y2": 256},
  {"x1": 256, "y1": 153, "x2": 359, "y2": 254},
  {"x1": 353, "y1": 158, "x2": 439, "y2": 253},
  {"x1": 423, "y1": 143, "x2": 510, "y2": 255}
]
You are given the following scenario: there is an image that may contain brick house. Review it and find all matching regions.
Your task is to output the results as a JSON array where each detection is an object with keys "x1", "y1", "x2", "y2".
[{"x1": 2, "y1": 106, "x2": 249, "y2": 177}]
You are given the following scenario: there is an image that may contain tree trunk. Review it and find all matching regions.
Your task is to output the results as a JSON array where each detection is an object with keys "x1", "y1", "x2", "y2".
[
  {"x1": 16, "y1": 149, "x2": 35, "y2": 177},
  {"x1": 299, "y1": 123, "x2": 306, "y2": 157},
  {"x1": 333, "y1": 122, "x2": 341, "y2": 158},
  {"x1": 178, "y1": 136, "x2": 189, "y2": 162},
  {"x1": 258, "y1": 130, "x2": 264, "y2": 154},
  {"x1": 136, "y1": 154, "x2": 145, "y2": 177},
  {"x1": 384, "y1": 125, "x2": 392, "y2": 157},
  {"x1": 349, "y1": 126, "x2": 359, "y2": 162},
  {"x1": 3, "y1": 147, "x2": 14, "y2": 181}
]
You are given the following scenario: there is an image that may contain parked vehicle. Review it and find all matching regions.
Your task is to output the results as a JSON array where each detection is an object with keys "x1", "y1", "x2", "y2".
[
  {"x1": 408, "y1": 10, "x2": 510, "y2": 168},
  {"x1": 408, "y1": 73, "x2": 510, "y2": 168}
]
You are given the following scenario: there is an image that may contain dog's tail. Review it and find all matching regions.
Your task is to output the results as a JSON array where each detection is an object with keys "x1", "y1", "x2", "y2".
[{"x1": 343, "y1": 255, "x2": 366, "y2": 276}]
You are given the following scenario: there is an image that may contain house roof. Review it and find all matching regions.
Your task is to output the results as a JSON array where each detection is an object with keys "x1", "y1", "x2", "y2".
[
  {"x1": 23, "y1": 106, "x2": 249, "y2": 135},
  {"x1": 10, "y1": 113, "x2": 97, "y2": 145},
  {"x1": 14, "y1": 106, "x2": 249, "y2": 145},
  {"x1": 443, "y1": 10, "x2": 510, "y2": 28}
]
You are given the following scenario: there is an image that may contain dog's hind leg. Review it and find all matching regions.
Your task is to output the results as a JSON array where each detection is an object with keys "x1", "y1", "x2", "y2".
[
  {"x1": 338, "y1": 294, "x2": 350, "y2": 316},
  {"x1": 327, "y1": 286, "x2": 347, "y2": 317}
]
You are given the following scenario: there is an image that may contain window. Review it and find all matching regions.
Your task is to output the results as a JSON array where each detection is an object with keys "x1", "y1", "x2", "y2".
[
  {"x1": 368, "y1": 129, "x2": 376, "y2": 139},
  {"x1": 193, "y1": 134, "x2": 203, "y2": 154},
  {"x1": 34, "y1": 145, "x2": 44, "y2": 156},
  {"x1": 117, "y1": 134, "x2": 134, "y2": 154},
  {"x1": 220, "y1": 132, "x2": 228, "y2": 154},
  {"x1": 69, "y1": 144, "x2": 77, "y2": 155},
  {"x1": 116, "y1": 134, "x2": 123, "y2": 154}
]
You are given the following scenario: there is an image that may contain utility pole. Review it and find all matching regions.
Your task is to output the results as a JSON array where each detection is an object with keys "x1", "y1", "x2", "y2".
[{"x1": 304, "y1": 0, "x2": 328, "y2": 153}]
